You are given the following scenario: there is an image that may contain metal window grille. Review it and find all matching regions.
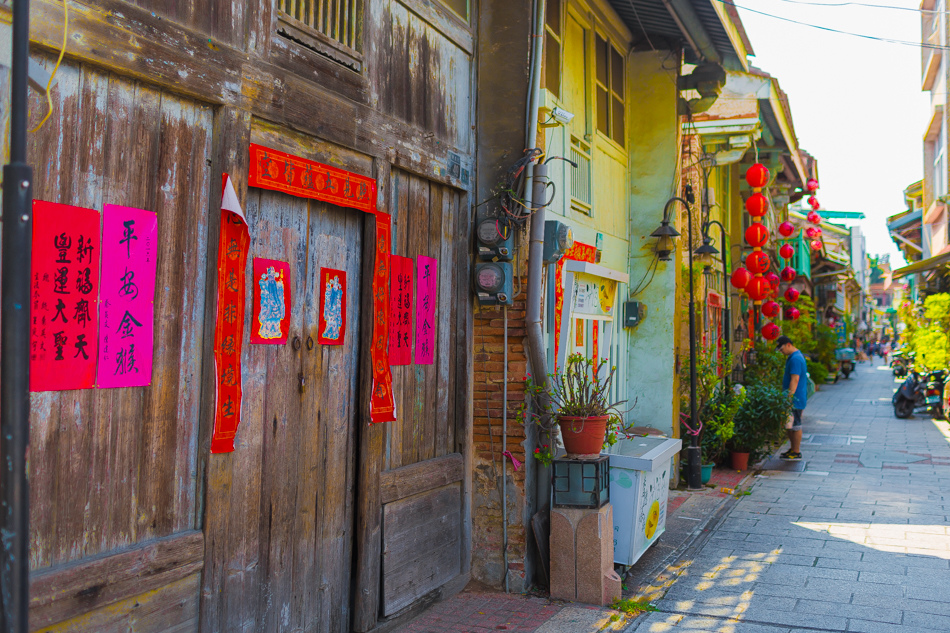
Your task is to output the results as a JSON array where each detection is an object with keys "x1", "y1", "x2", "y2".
[{"x1": 570, "y1": 140, "x2": 591, "y2": 211}]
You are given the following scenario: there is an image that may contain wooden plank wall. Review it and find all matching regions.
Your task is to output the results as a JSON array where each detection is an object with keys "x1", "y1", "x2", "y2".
[{"x1": 23, "y1": 54, "x2": 211, "y2": 568}]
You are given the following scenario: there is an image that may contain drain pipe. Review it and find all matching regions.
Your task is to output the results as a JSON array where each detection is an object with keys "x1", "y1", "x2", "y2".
[{"x1": 523, "y1": 0, "x2": 552, "y2": 584}]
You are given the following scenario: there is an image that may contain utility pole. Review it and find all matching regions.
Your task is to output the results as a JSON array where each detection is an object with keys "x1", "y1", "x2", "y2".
[{"x1": 1, "y1": 0, "x2": 33, "y2": 630}]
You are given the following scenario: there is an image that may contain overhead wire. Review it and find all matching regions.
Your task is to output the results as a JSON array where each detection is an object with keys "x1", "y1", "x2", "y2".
[
  {"x1": 764, "y1": 0, "x2": 950, "y2": 15},
  {"x1": 716, "y1": 0, "x2": 950, "y2": 50},
  {"x1": 31, "y1": 0, "x2": 69, "y2": 133}
]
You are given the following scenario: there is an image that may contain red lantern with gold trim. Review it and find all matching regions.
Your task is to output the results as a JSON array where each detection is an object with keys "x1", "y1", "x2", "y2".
[
  {"x1": 746, "y1": 276, "x2": 771, "y2": 301},
  {"x1": 779, "y1": 243, "x2": 794, "y2": 259},
  {"x1": 784, "y1": 287, "x2": 800, "y2": 303},
  {"x1": 781, "y1": 266, "x2": 796, "y2": 282},
  {"x1": 745, "y1": 193, "x2": 768, "y2": 217},
  {"x1": 778, "y1": 221, "x2": 795, "y2": 237},
  {"x1": 730, "y1": 267, "x2": 753, "y2": 290},
  {"x1": 745, "y1": 223, "x2": 769, "y2": 248},
  {"x1": 746, "y1": 163, "x2": 770, "y2": 188},
  {"x1": 762, "y1": 322, "x2": 781, "y2": 341},
  {"x1": 745, "y1": 251, "x2": 770, "y2": 274}
]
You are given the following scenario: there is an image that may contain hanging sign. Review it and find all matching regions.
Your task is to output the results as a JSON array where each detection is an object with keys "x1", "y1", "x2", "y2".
[
  {"x1": 414, "y1": 256, "x2": 438, "y2": 365},
  {"x1": 29, "y1": 201, "x2": 101, "y2": 391},
  {"x1": 211, "y1": 175, "x2": 250, "y2": 453},
  {"x1": 317, "y1": 267, "x2": 347, "y2": 345},
  {"x1": 554, "y1": 242, "x2": 596, "y2": 366},
  {"x1": 370, "y1": 214, "x2": 397, "y2": 422},
  {"x1": 97, "y1": 205, "x2": 158, "y2": 388},
  {"x1": 249, "y1": 144, "x2": 396, "y2": 423},
  {"x1": 250, "y1": 258, "x2": 291, "y2": 345},
  {"x1": 388, "y1": 255, "x2": 413, "y2": 365}
]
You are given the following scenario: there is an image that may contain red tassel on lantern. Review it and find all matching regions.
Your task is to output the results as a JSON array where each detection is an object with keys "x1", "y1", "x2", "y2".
[
  {"x1": 762, "y1": 322, "x2": 781, "y2": 341},
  {"x1": 778, "y1": 221, "x2": 795, "y2": 237},
  {"x1": 730, "y1": 267, "x2": 753, "y2": 289},
  {"x1": 745, "y1": 251, "x2": 770, "y2": 274},
  {"x1": 746, "y1": 276, "x2": 770, "y2": 301},
  {"x1": 746, "y1": 163, "x2": 770, "y2": 188},
  {"x1": 811, "y1": 239, "x2": 823, "y2": 251},
  {"x1": 762, "y1": 300, "x2": 779, "y2": 318},
  {"x1": 784, "y1": 287, "x2": 800, "y2": 303},
  {"x1": 745, "y1": 193, "x2": 768, "y2": 217},
  {"x1": 765, "y1": 271, "x2": 780, "y2": 288},
  {"x1": 745, "y1": 223, "x2": 769, "y2": 248},
  {"x1": 781, "y1": 266, "x2": 797, "y2": 282},
  {"x1": 779, "y1": 243, "x2": 794, "y2": 259},
  {"x1": 806, "y1": 178, "x2": 819, "y2": 192}
]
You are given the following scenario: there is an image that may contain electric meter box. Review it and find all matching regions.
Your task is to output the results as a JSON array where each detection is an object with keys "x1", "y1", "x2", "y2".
[
  {"x1": 475, "y1": 216, "x2": 514, "y2": 262},
  {"x1": 473, "y1": 262, "x2": 513, "y2": 306}
]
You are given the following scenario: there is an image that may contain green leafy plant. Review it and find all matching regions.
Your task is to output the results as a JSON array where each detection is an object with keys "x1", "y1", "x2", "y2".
[
  {"x1": 611, "y1": 598, "x2": 657, "y2": 615},
  {"x1": 807, "y1": 359, "x2": 829, "y2": 386},
  {"x1": 744, "y1": 341, "x2": 785, "y2": 385},
  {"x1": 908, "y1": 294, "x2": 950, "y2": 370},
  {"x1": 700, "y1": 385, "x2": 746, "y2": 465},
  {"x1": 532, "y1": 444, "x2": 554, "y2": 466},
  {"x1": 519, "y1": 353, "x2": 630, "y2": 451},
  {"x1": 728, "y1": 383, "x2": 792, "y2": 462}
]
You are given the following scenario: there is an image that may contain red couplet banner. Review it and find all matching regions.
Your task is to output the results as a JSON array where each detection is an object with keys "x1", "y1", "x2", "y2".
[
  {"x1": 369, "y1": 214, "x2": 396, "y2": 422},
  {"x1": 211, "y1": 175, "x2": 250, "y2": 453},
  {"x1": 30, "y1": 200, "x2": 101, "y2": 391},
  {"x1": 388, "y1": 255, "x2": 413, "y2": 365}
]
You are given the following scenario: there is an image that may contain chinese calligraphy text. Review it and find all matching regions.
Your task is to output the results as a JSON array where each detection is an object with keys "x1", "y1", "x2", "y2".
[{"x1": 414, "y1": 256, "x2": 438, "y2": 366}]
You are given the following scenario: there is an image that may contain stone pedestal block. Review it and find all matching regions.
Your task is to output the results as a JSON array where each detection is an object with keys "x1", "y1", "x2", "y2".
[{"x1": 549, "y1": 503, "x2": 621, "y2": 606}]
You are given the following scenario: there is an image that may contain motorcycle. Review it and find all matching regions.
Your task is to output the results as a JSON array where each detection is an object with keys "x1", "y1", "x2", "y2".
[
  {"x1": 893, "y1": 368, "x2": 948, "y2": 419},
  {"x1": 835, "y1": 348, "x2": 855, "y2": 379}
]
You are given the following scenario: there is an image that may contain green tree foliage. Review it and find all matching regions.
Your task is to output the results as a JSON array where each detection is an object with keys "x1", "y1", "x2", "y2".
[
  {"x1": 907, "y1": 294, "x2": 950, "y2": 370},
  {"x1": 728, "y1": 383, "x2": 792, "y2": 462}
]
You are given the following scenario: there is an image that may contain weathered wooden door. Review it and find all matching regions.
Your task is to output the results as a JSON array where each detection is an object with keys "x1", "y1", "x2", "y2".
[{"x1": 238, "y1": 188, "x2": 363, "y2": 632}]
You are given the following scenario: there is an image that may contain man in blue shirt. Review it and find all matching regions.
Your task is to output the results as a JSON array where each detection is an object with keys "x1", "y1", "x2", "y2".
[{"x1": 777, "y1": 335, "x2": 808, "y2": 460}]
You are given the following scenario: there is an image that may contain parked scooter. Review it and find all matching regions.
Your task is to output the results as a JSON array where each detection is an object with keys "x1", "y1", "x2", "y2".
[{"x1": 893, "y1": 368, "x2": 948, "y2": 419}]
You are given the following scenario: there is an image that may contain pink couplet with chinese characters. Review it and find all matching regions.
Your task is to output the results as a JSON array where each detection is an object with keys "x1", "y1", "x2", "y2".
[
  {"x1": 388, "y1": 255, "x2": 413, "y2": 365},
  {"x1": 30, "y1": 200, "x2": 101, "y2": 391},
  {"x1": 414, "y1": 256, "x2": 438, "y2": 365},
  {"x1": 97, "y1": 205, "x2": 158, "y2": 388}
]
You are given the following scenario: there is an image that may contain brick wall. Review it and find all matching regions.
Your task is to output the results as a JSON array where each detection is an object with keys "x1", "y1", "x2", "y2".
[{"x1": 471, "y1": 281, "x2": 532, "y2": 591}]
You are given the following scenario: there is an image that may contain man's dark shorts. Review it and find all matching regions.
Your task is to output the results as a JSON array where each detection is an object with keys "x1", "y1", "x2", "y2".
[{"x1": 790, "y1": 408, "x2": 803, "y2": 431}]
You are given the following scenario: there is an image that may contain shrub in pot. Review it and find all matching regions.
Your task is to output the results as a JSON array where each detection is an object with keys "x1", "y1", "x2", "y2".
[
  {"x1": 727, "y1": 383, "x2": 792, "y2": 464},
  {"x1": 699, "y1": 385, "x2": 746, "y2": 466}
]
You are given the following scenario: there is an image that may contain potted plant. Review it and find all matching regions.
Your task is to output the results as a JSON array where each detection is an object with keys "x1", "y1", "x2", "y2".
[
  {"x1": 727, "y1": 383, "x2": 792, "y2": 465},
  {"x1": 701, "y1": 385, "x2": 747, "y2": 470},
  {"x1": 521, "y1": 353, "x2": 628, "y2": 457}
]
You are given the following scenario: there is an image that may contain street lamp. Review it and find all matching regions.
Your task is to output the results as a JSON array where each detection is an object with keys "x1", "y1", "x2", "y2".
[
  {"x1": 697, "y1": 220, "x2": 731, "y2": 378},
  {"x1": 652, "y1": 188, "x2": 703, "y2": 491}
]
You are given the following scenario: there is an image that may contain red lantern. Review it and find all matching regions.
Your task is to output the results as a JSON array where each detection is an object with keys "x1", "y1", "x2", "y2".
[
  {"x1": 811, "y1": 239, "x2": 823, "y2": 251},
  {"x1": 784, "y1": 287, "x2": 800, "y2": 303},
  {"x1": 765, "y1": 271, "x2": 780, "y2": 288},
  {"x1": 746, "y1": 276, "x2": 771, "y2": 301},
  {"x1": 762, "y1": 322, "x2": 781, "y2": 341},
  {"x1": 807, "y1": 196, "x2": 819, "y2": 210},
  {"x1": 746, "y1": 163, "x2": 770, "y2": 188},
  {"x1": 745, "y1": 193, "x2": 768, "y2": 217},
  {"x1": 805, "y1": 227, "x2": 818, "y2": 238},
  {"x1": 814, "y1": 227, "x2": 822, "y2": 236},
  {"x1": 730, "y1": 267, "x2": 753, "y2": 290},
  {"x1": 745, "y1": 251, "x2": 770, "y2": 275},
  {"x1": 807, "y1": 212, "x2": 822, "y2": 225},
  {"x1": 788, "y1": 307, "x2": 801, "y2": 321},
  {"x1": 762, "y1": 300, "x2": 779, "y2": 318},
  {"x1": 781, "y1": 266, "x2": 796, "y2": 282},
  {"x1": 745, "y1": 223, "x2": 769, "y2": 248},
  {"x1": 806, "y1": 178, "x2": 819, "y2": 192},
  {"x1": 779, "y1": 243, "x2": 794, "y2": 259},
  {"x1": 778, "y1": 221, "x2": 795, "y2": 237}
]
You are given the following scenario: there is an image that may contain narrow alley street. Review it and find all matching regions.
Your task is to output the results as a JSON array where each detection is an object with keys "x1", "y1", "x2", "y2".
[{"x1": 629, "y1": 358, "x2": 950, "y2": 632}]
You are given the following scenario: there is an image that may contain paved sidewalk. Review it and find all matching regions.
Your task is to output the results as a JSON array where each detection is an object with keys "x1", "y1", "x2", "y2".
[{"x1": 627, "y1": 357, "x2": 950, "y2": 632}]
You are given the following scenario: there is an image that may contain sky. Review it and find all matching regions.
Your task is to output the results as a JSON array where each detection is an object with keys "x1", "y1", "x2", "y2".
[{"x1": 733, "y1": 0, "x2": 932, "y2": 267}]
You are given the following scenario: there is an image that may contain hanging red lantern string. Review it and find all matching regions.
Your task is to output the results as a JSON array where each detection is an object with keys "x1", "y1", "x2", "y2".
[
  {"x1": 807, "y1": 196, "x2": 820, "y2": 210},
  {"x1": 805, "y1": 226, "x2": 819, "y2": 238},
  {"x1": 745, "y1": 251, "x2": 770, "y2": 274},
  {"x1": 806, "y1": 178, "x2": 819, "y2": 192},
  {"x1": 745, "y1": 276, "x2": 771, "y2": 301},
  {"x1": 765, "y1": 271, "x2": 780, "y2": 288},
  {"x1": 746, "y1": 163, "x2": 770, "y2": 189},
  {"x1": 745, "y1": 223, "x2": 769, "y2": 248},
  {"x1": 731, "y1": 267, "x2": 753, "y2": 289},
  {"x1": 779, "y1": 243, "x2": 794, "y2": 259},
  {"x1": 762, "y1": 322, "x2": 781, "y2": 340},
  {"x1": 778, "y1": 221, "x2": 795, "y2": 237},
  {"x1": 787, "y1": 307, "x2": 801, "y2": 321},
  {"x1": 745, "y1": 193, "x2": 768, "y2": 217},
  {"x1": 762, "y1": 300, "x2": 779, "y2": 318},
  {"x1": 810, "y1": 239, "x2": 823, "y2": 251},
  {"x1": 784, "y1": 287, "x2": 800, "y2": 303},
  {"x1": 781, "y1": 266, "x2": 796, "y2": 282}
]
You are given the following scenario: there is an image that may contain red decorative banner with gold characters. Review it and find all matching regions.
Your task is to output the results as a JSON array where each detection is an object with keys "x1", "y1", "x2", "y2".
[
  {"x1": 248, "y1": 144, "x2": 396, "y2": 423},
  {"x1": 249, "y1": 143, "x2": 375, "y2": 213},
  {"x1": 553, "y1": 241, "x2": 597, "y2": 366},
  {"x1": 212, "y1": 175, "x2": 250, "y2": 453}
]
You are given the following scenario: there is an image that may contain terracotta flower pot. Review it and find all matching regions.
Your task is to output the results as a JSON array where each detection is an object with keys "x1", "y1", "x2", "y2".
[
  {"x1": 557, "y1": 415, "x2": 609, "y2": 457},
  {"x1": 730, "y1": 451, "x2": 750, "y2": 471}
]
